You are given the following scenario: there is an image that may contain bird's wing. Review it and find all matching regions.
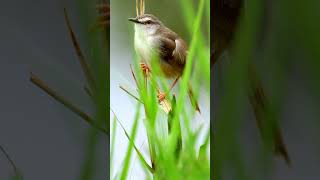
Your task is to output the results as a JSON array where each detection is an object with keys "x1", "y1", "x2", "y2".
[
  {"x1": 172, "y1": 38, "x2": 187, "y2": 65},
  {"x1": 158, "y1": 36, "x2": 176, "y2": 61},
  {"x1": 158, "y1": 36, "x2": 187, "y2": 66},
  {"x1": 157, "y1": 27, "x2": 187, "y2": 67}
]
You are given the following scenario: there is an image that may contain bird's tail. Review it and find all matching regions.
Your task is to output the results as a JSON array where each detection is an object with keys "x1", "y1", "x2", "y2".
[
  {"x1": 188, "y1": 84, "x2": 201, "y2": 113},
  {"x1": 248, "y1": 65, "x2": 291, "y2": 166}
]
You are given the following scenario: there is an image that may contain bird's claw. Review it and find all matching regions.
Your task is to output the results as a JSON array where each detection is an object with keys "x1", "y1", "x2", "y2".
[
  {"x1": 140, "y1": 63, "x2": 151, "y2": 77},
  {"x1": 157, "y1": 91, "x2": 166, "y2": 103}
]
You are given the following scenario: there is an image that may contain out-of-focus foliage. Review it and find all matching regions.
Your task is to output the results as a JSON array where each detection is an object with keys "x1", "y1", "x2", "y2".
[{"x1": 213, "y1": 0, "x2": 320, "y2": 179}]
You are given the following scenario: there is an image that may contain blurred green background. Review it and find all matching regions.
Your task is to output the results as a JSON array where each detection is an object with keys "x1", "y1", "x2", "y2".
[{"x1": 212, "y1": 0, "x2": 320, "y2": 180}]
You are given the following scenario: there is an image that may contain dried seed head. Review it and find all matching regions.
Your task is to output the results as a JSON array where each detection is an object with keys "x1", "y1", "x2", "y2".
[{"x1": 136, "y1": 0, "x2": 145, "y2": 16}]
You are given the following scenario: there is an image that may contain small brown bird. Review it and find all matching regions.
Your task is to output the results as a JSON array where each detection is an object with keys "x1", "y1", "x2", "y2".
[
  {"x1": 129, "y1": 14, "x2": 200, "y2": 111},
  {"x1": 212, "y1": 0, "x2": 291, "y2": 165}
]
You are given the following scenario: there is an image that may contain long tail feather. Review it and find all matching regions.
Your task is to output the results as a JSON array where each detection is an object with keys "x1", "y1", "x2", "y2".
[{"x1": 248, "y1": 65, "x2": 291, "y2": 166}]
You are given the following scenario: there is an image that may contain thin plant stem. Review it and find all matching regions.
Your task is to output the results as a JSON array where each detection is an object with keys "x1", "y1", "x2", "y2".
[
  {"x1": 64, "y1": 8, "x2": 96, "y2": 91},
  {"x1": 30, "y1": 72, "x2": 107, "y2": 135},
  {"x1": 119, "y1": 85, "x2": 143, "y2": 104},
  {"x1": 0, "y1": 144, "x2": 20, "y2": 176},
  {"x1": 130, "y1": 64, "x2": 139, "y2": 89}
]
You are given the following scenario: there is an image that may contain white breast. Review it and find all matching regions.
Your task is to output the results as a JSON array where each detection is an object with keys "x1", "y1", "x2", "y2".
[{"x1": 134, "y1": 24, "x2": 158, "y2": 62}]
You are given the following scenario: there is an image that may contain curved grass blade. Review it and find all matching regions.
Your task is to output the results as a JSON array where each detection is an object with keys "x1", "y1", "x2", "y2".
[
  {"x1": 0, "y1": 145, "x2": 23, "y2": 179},
  {"x1": 111, "y1": 109, "x2": 154, "y2": 174}
]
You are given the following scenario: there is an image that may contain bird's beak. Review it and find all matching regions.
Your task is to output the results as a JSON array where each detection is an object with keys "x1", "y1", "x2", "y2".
[{"x1": 128, "y1": 17, "x2": 139, "y2": 23}]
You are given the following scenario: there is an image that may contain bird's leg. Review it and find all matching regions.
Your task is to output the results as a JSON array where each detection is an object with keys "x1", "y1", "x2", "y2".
[
  {"x1": 139, "y1": 62, "x2": 151, "y2": 89},
  {"x1": 157, "y1": 76, "x2": 180, "y2": 103},
  {"x1": 168, "y1": 76, "x2": 180, "y2": 92}
]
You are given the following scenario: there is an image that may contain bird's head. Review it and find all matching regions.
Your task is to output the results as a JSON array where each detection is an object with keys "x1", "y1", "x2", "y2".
[{"x1": 128, "y1": 14, "x2": 163, "y2": 35}]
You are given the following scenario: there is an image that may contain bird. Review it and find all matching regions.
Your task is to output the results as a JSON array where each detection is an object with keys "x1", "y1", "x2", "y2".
[
  {"x1": 212, "y1": 0, "x2": 291, "y2": 165},
  {"x1": 128, "y1": 14, "x2": 200, "y2": 112}
]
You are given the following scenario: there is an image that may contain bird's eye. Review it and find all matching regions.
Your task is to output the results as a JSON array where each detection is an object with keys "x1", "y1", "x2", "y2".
[{"x1": 145, "y1": 20, "x2": 151, "y2": 24}]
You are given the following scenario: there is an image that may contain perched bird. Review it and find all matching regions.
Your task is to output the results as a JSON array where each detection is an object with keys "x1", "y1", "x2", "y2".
[
  {"x1": 128, "y1": 14, "x2": 200, "y2": 111},
  {"x1": 212, "y1": 0, "x2": 291, "y2": 165}
]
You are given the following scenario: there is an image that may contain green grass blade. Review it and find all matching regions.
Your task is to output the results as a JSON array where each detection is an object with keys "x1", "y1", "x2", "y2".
[
  {"x1": 110, "y1": 114, "x2": 117, "y2": 175},
  {"x1": 113, "y1": 112, "x2": 154, "y2": 173}
]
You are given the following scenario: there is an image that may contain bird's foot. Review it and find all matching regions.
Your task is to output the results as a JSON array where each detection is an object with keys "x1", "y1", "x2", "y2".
[
  {"x1": 157, "y1": 91, "x2": 166, "y2": 103},
  {"x1": 140, "y1": 63, "x2": 151, "y2": 77}
]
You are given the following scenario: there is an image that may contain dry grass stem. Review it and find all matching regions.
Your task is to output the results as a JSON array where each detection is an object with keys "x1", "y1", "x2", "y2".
[
  {"x1": 63, "y1": 8, "x2": 96, "y2": 90},
  {"x1": 119, "y1": 85, "x2": 143, "y2": 104},
  {"x1": 30, "y1": 72, "x2": 107, "y2": 135},
  {"x1": 136, "y1": 0, "x2": 145, "y2": 16}
]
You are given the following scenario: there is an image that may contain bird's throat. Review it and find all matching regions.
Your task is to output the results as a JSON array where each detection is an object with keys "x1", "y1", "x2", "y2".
[{"x1": 134, "y1": 25, "x2": 158, "y2": 62}]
